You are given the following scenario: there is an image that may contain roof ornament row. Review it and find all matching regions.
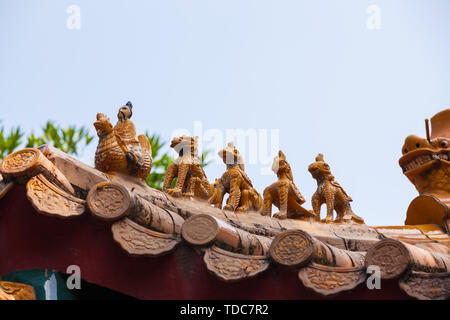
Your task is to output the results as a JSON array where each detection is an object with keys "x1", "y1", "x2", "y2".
[
  {"x1": 90, "y1": 103, "x2": 449, "y2": 227},
  {"x1": 0, "y1": 103, "x2": 448, "y2": 299},
  {"x1": 91, "y1": 102, "x2": 364, "y2": 224}
]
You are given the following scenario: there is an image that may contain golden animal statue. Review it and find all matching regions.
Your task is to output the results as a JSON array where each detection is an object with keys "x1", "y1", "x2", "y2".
[
  {"x1": 94, "y1": 102, "x2": 152, "y2": 180},
  {"x1": 308, "y1": 154, "x2": 364, "y2": 224},
  {"x1": 163, "y1": 136, "x2": 210, "y2": 199},
  {"x1": 399, "y1": 108, "x2": 449, "y2": 232},
  {"x1": 263, "y1": 151, "x2": 316, "y2": 220},
  {"x1": 208, "y1": 142, "x2": 263, "y2": 213}
]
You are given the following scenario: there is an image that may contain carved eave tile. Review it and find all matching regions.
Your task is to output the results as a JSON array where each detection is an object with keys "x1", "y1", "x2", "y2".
[
  {"x1": 298, "y1": 263, "x2": 366, "y2": 296},
  {"x1": 112, "y1": 218, "x2": 180, "y2": 257},
  {"x1": 203, "y1": 245, "x2": 270, "y2": 282},
  {"x1": 26, "y1": 174, "x2": 85, "y2": 218},
  {"x1": 0, "y1": 148, "x2": 75, "y2": 194},
  {"x1": 399, "y1": 271, "x2": 450, "y2": 300}
]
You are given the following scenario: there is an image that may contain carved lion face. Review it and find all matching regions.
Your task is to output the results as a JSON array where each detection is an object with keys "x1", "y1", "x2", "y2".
[
  {"x1": 399, "y1": 134, "x2": 449, "y2": 194},
  {"x1": 398, "y1": 109, "x2": 450, "y2": 195},
  {"x1": 400, "y1": 135, "x2": 449, "y2": 175}
]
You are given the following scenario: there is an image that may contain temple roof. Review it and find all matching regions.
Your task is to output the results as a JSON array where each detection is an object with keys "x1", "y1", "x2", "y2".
[{"x1": 0, "y1": 145, "x2": 449, "y2": 300}]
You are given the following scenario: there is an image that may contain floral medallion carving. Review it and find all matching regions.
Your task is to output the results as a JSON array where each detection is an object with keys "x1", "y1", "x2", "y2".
[
  {"x1": 269, "y1": 230, "x2": 314, "y2": 267},
  {"x1": 0, "y1": 148, "x2": 39, "y2": 175},
  {"x1": 87, "y1": 182, "x2": 131, "y2": 221},
  {"x1": 365, "y1": 239, "x2": 410, "y2": 279},
  {"x1": 181, "y1": 214, "x2": 219, "y2": 245}
]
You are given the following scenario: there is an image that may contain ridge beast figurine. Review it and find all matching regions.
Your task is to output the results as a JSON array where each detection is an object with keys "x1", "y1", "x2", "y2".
[
  {"x1": 208, "y1": 142, "x2": 263, "y2": 213},
  {"x1": 399, "y1": 108, "x2": 450, "y2": 231},
  {"x1": 308, "y1": 154, "x2": 364, "y2": 224},
  {"x1": 94, "y1": 101, "x2": 152, "y2": 180},
  {"x1": 263, "y1": 150, "x2": 315, "y2": 220},
  {"x1": 163, "y1": 136, "x2": 210, "y2": 199}
]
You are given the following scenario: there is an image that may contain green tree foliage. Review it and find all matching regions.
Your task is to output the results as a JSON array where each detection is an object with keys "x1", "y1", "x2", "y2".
[
  {"x1": 145, "y1": 133, "x2": 175, "y2": 190},
  {"x1": 0, "y1": 125, "x2": 23, "y2": 160},
  {"x1": 0, "y1": 121, "x2": 93, "y2": 160},
  {"x1": 25, "y1": 121, "x2": 93, "y2": 156}
]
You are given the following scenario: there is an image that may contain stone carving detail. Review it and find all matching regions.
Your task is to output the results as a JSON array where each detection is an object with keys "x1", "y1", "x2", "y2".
[
  {"x1": 204, "y1": 245, "x2": 270, "y2": 282},
  {"x1": 269, "y1": 230, "x2": 313, "y2": 267},
  {"x1": 0, "y1": 281, "x2": 36, "y2": 300},
  {"x1": 112, "y1": 218, "x2": 180, "y2": 257},
  {"x1": 26, "y1": 174, "x2": 85, "y2": 218},
  {"x1": 298, "y1": 263, "x2": 366, "y2": 296},
  {"x1": 399, "y1": 271, "x2": 450, "y2": 300}
]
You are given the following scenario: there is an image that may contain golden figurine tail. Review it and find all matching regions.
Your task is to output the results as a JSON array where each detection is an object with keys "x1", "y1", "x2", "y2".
[{"x1": 138, "y1": 134, "x2": 151, "y2": 154}]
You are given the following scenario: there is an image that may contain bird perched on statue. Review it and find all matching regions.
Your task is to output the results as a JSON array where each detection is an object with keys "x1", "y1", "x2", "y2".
[{"x1": 94, "y1": 101, "x2": 152, "y2": 180}]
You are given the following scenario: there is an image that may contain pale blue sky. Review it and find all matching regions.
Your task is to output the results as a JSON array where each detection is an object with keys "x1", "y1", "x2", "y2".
[{"x1": 1, "y1": 0, "x2": 449, "y2": 226}]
